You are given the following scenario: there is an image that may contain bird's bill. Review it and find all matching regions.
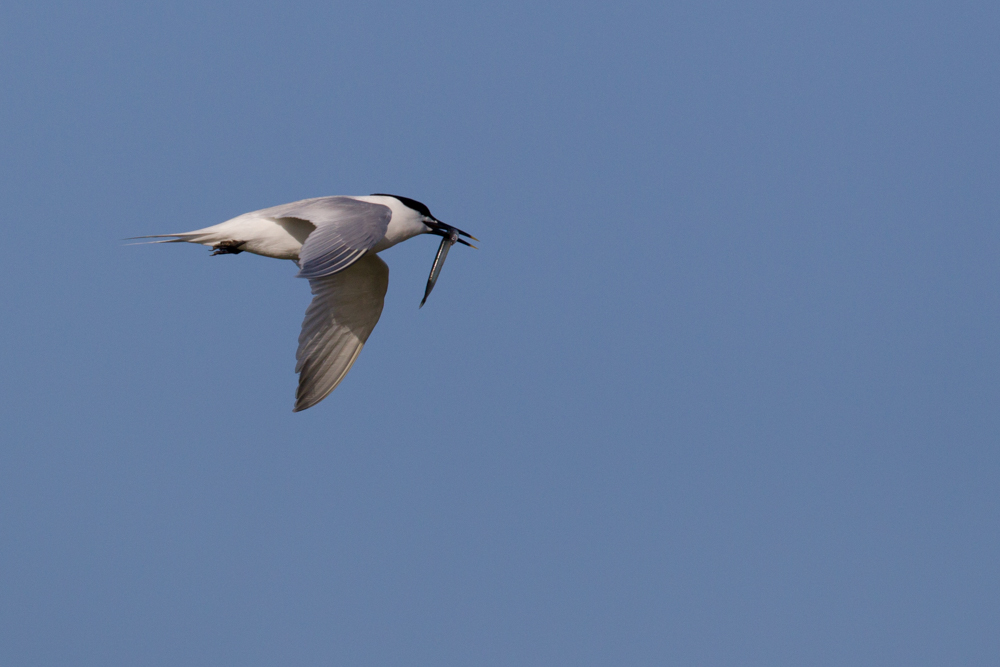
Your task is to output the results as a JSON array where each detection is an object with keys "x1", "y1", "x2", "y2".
[
  {"x1": 420, "y1": 228, "x2": 460, "y2": 308},
  {"x1": 428, "y1": 219, "x2": 479, "y2": 244}
]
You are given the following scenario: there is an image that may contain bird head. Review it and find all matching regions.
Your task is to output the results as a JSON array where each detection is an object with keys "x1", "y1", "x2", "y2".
[{"x1": 370, "y1": 193, "x2": 479, "y2": 307}]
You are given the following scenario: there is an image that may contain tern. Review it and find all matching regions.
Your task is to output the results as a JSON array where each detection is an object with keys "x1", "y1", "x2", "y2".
[{"x1": 131, "y1": 194, "x2": 476, "y2": 411}]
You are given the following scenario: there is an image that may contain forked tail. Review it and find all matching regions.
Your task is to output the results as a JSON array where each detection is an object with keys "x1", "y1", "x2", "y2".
[{"x1": 123, "y1": 233, "x2": 213, "y2": 246}]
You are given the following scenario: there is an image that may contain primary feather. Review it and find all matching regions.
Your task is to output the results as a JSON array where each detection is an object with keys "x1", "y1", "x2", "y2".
[{"x1": 294, "y1": 253, "x2": 390, "y2": 412}]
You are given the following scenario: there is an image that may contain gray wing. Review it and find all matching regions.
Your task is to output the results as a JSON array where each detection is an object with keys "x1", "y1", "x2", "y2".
[
  {"x1": 294, "y1": 252, "x2": 390, "y2": 412},
  {"x1": 262, "y1": 197, "x2": 391, "y2": 280}
]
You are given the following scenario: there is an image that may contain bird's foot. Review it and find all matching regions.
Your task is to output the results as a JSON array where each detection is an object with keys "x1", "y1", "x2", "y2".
[{"x1": 210, "y1": 240, "x2": 246, "y2": 256}]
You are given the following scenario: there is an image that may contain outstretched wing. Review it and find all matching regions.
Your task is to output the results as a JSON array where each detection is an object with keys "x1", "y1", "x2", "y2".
[
  {"x1": 260, "y1": 196, "x2": 391, "y2": 280},
  {"x1": 294, "y1": 252, "x2": 390, "y2": 412}
]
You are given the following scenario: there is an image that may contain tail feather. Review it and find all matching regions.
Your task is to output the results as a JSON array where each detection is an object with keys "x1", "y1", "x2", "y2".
[
  {"x1": 123, "y1": 237, "x2": 189, "y2": 246},
  {"x1": 123, "y1": 232, "x2": 215, "y2": 246},
  {"x1": 125, "y1": 233, "x2": 196, "y2": 240}
]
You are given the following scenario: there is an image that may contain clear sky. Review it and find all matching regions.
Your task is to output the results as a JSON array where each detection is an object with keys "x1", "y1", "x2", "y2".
[{"x1": 2, "y1": 1, "x2": 998, "y2": 664}]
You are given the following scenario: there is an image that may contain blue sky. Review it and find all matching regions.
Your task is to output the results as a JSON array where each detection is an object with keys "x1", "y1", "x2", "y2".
[{"x1": 1, "y1": 1, "x2": 998, "y2": 664}]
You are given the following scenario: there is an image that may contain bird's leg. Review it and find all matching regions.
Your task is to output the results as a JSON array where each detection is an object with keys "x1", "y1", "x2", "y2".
[{"x1": 210, "y1": 240, "x2": 246, "y2": 256}]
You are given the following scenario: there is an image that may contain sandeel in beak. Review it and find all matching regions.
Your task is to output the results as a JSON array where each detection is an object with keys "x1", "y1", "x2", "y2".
[{"x1": 421, "y1": 220, "x2": 478, "y2": 308}]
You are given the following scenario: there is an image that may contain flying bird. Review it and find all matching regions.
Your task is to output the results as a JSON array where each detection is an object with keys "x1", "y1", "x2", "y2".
[{"x1": 131, "y1": 194, "x2": 476, "y2": 411}]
